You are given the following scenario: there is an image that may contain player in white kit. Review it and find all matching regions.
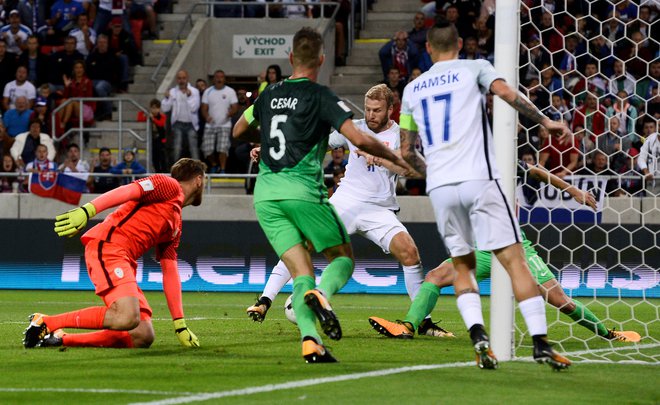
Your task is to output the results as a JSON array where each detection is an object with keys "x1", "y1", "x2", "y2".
[
  {"x1": 247, "y1": 84, "x2": 454, "y2": 338},
  {"x1": 399, "y1": 19, "x2": 571, "y2": 370}
]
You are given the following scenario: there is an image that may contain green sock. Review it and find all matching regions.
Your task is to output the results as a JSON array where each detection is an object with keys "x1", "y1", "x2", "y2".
[
  {"x1": 317, "y1": 256, "x2": 354, "y2": 300},
  {"x1": 404, "y1": 282, "x2": 440, "y2": 331},
  {"x1": 567, "y1": 299, "x2": 609, "y2": 337},
  {"x1": 293, "y1": 275, "x2": 322, "y2": 343}
]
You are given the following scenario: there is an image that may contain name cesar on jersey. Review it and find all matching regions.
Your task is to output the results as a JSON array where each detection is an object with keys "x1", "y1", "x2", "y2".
[
  {"x1": 270, "y1": 97, "x2": 298, "y2": 110},
  {"x1": 412, "y1": 71, "x2": 459, "y2": 92}
]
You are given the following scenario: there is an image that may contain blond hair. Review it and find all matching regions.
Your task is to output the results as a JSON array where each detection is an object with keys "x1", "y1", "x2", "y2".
[{"x1": 365, "y1": 84, "x2": 394, "y2": 108}]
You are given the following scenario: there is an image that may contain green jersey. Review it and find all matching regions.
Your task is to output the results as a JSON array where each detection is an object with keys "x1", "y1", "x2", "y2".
[{"x1": 245, "y1": 78, "x2": 353, "y2": 203}]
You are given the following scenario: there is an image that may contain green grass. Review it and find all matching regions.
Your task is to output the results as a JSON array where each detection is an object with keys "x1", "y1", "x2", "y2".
[{"x1": 0, "y1": 290, "x2": 658, "y2": 404}]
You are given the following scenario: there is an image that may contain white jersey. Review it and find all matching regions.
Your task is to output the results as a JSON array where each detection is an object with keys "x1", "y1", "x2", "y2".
[
  {"x1": 400, "y1": 59, "x2": 502, "y2": 192},
  {"x1": 201, "y1": 85, "x2": 238, "y2": 128},
  {"x1": 328, "y1": 119, "x2": 400, "y2": 210}
]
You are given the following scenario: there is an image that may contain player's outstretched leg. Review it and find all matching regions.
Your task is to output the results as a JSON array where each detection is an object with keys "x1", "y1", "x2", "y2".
[
  {"x1": 368, "y1": 317, "x2": 414, "y2": 338},
  {"x1": 247, "y1": 296, "x2": 272, "y2": 323},
  {"x1": 247, "y1": 260, "x2": 292, "y2": 322}
]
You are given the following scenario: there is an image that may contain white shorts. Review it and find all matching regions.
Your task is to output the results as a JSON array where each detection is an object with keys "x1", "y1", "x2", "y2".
[
  {"x1": 330, "y1": 193, "x2": 407, "y2": 254},
  {"x1": 429, "y1": 179, "x2": 522, "y2": 257}
]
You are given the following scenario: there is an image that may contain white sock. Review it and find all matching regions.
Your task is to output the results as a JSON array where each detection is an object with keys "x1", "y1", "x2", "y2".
[
  {"x1": 456, "y1": 293, "x2": 484, "y2": 330},
  {"x1": 403, "y1": 263, "x2": 424, "y2": 300},
  {"x1": 518, "y1": 296, "x2": 548, "y2": 336},
  {"x1": 262, "y1": 260, "x2": 292, "y2": 302}
]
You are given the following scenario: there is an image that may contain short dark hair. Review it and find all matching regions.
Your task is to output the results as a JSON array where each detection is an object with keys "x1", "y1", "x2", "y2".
[
  {"x1": 171, "y1": 158, "x2": 207, "y2": 182},
  {"x1": 292, "y1": 27, "x2": 324, "y2": 69},
  {"x1": 68, "y1": 143, "x2": 80, "y2": 151},
  {"x1": 149, "y1": 98, "x2": 161, "y2": 108},
  {"x1": 427, "y1": 18, "x2": 459, "y2": 53},
  {"x1": 99, "y1": 147, "x2": 111, "y2": 154}
]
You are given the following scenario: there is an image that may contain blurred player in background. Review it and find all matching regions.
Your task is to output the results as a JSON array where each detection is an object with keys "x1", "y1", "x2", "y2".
[
  {"x1": 246, "y1": 84, "x2": 454, "y2": 338},
  {"x1": 23, "y1": 158, "x2": 206, "y2": 349},
  {"x1": 398, "y1": 19, "x2": 572, "y2": 370},
  {"x1": 369, "y1": 161, "x2": 641, "y2": 343},
  {"x1": 233, "y1": 27, "x2": 409, "y2": 363}
]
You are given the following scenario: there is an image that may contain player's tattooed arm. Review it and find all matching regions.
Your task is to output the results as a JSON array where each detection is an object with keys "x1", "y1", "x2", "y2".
[
  {"x1": 490, "y1": 79, "x2": 571, "y2": 140},
  {"x1": 400, "y1": 129, "x2": 426, "y2": 177}
]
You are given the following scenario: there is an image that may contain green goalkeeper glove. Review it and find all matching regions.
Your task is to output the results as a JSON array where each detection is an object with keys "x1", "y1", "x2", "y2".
[
  {"x1": 54, "y1": 203, "x2": 97, "y2": 237},
  {"x1": 174, "y1": 318, "x2": 200, "y2": 347}
]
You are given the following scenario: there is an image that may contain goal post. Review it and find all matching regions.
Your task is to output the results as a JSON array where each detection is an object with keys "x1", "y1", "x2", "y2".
[{"x1": 491, "y1": 0, "x2": 520, "y2": 362}]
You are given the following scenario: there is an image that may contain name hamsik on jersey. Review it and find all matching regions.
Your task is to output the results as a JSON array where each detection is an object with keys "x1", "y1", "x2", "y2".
[
  {"x1": 400, "y1": 59, "x2": 503, "y2": 192},
  {"x1": 329, "y1": 119, "x2": 400, "y2": 211}
]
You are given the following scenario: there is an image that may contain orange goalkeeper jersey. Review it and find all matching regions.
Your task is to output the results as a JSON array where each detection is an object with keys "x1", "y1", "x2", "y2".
[{"x1": 81, "y1": 174, "x2": 184, "y2": 262}]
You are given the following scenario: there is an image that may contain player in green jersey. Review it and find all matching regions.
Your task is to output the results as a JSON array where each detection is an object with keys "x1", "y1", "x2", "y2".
[
  {"x1": 369, "y1": 161, "x2": 641, "y2": 343},
  {"x1": 233, "y1": 27, "x2": 409, "y2": 363}
]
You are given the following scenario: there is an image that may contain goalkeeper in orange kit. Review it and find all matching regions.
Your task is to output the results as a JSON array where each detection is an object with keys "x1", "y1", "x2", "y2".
[{"x1": 23, "y1": 158, "x2": 206, "y2": 349}]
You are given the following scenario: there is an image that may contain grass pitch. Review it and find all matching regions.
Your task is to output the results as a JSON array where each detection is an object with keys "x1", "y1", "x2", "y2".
[{"x1": 0, "y1": 290, "x2": 658, "y2": 404}]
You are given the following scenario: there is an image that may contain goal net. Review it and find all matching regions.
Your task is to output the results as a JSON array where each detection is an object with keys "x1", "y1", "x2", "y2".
[{"x1": 509, "y1": 0, "x2": 659, "y2": 363}]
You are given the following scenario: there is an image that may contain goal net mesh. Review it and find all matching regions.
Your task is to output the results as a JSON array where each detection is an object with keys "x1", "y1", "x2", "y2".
[{"x1": 512, "y1": 0, "x2": 658, "y2": 363}]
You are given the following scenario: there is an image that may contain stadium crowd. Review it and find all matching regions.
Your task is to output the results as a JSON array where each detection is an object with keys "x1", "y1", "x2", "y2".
[{"x1": 375, "y1": 0, "x2": 658, "y2": 196}]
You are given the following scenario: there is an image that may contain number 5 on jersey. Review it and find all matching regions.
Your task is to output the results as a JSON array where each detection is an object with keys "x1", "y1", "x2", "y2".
[
  {"x1": 269, "y1": 115, "x2": 287, "y2": 160},
  {"x1": 420, "y1": 93, "x2": 451, "y2": 146}
]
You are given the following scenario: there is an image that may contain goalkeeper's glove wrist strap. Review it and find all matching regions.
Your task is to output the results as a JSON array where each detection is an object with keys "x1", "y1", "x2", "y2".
[
  {"x1": 173, "y1": 318, "x2": 187, "y2": 331},
  {"x1": 81, "y1": 202, "x2": 97, "y2": 219}
]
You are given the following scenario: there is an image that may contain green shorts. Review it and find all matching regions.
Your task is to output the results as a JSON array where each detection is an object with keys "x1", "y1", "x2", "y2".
[
  {"x1": 445, "y1": 250, "x2": 556, "y2": 285},
  {"x1": 255, "y1": 200, "x2": 350, "y2": 257}
]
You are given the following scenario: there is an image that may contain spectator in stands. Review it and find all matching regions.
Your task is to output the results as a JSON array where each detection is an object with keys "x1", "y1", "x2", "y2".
[
  {"x1": 597, "y1": 116, "x2": 623, "y2": 157},
  {"x1": 58, "y1": 59, "x2": 95, "y2": 130},
  {"x1": 48, "y1": 36, "x2": 84, "y2": 90},
  {"x1": 1, "y1": 10, "x2": 32, "y2": 57},
  {"x1": 614, "y1": 148, "x2": 643, "y2": 196},
  {"x1": 572, "y1": 92, "x2": 607, "y2": 138},
  {"x1": 519, "y1": 34, "x2": 550, "y2": 86},
  {"x1": 24, "y1": 143, "x2": 57, "y2": 173},
  {"x1": 257, "y1": 64, "x2": 282, "y2": 95},
  {"x1": 4, "y1": 96, "x2": 33, "y2": 136},
  {"x1": 70, "y1": 13, "x2": 96, "y2": 57},
  {"x1": 195, "y1": 77, "x2": 207, "y2": 144},
  {"x1": 327, "y1": 167, "x2": 344, "y2": 198},
  {"x1": 47, "y1": 0, "x2": 85, "y2": 37},
  {"x1": 18, "y1": 35, "x2": 48, "y2": 87},
  {"x1": 9, "y1": 119, "x2": 55, "y2": 168},
  {"x1": 93, "y1": 0, "x2": 120, "y2": 34},
  {"x1": 161, "y1": 69, "x2": 200, "y2": 161},
  {"x1": 29, "y1": 95, "x2": 50, "y2": 134},
  {"x1": 408, "y1": 12, "x2": 427, "y2": 53},
  {"x1": 3, "y1": 65, "x2": 36, "y2": 111},
  {"x1": 382, "y1": 66, "x2": 404, "y2": 98},
  {"x1": 201, "y1": 69, "x2": 238, "y2": 174},
  {"x1": 583, "y1": 150, "x2": 619, "y2": 195},
  {"x1": 324, "y1": 145, "x2": 347, "y2": 174},
  {"x1": 606, "y1": 90, "x2": 638, "y2": 139},
  {"x1": 128, "y1": 0, "x2": 159, "y2": 40},
  {"x1": 0, "y1": 40, "x2": 17, "y2": 92},
  {"x1": 539, "y1": 129, "x2": 581, "y2": 178},
  {"x1": 445, "y1": 4, "x2": 476, "y2": 40},
  {"x1": 86, "y1": 34, "x2": 117, "y2": 121},
  {"x1": 0, "y1": 124, "x2": 15, "y2": 157},
  {"x1": 0, "y1": 153, "x2": 20, "y2": 192},
  {"x1": 634, "y1": 60, "x2": 659, "y2": 109},
  {"x1": 58, "y1": 142, "x2": 89, "y2": 173},
  {"x1": 603, "y1": 11, "x2": 625, "y2": 44},
  {"x1": 557, "y1": 34, "x2": 578, "y2": 76},
  {"x1": 88, "y1": 146, "x2": 119, "y2": 193},
  {"x1": 459, "y1": 37, "x2": 485, "y2": 60},
  {"x1": 137, "y1": 98, "x2": 168, "y2": 173},
  {"x1": 572, "y1": 60, "x2": 608, "y2": 101},
  {"x1": 546, "y1": 93, "x2": 572, "y2": 124},
  {"x1": 105, "y1": 17, "x2": 140, "y2": 90},
  {"x1": 408, "y1": 67, "x2": 422, "y2": 83},
  {"x1": 231, "y1": 88, "x2": 253, "y2": 174},
  {"x1": 16, "y1": 0, "x2": 47, "y2": 33},
  {"x1": 574, "y1": 125, "x2": 596, "y2": 169},
  {"x1": 609, "y1": 59, "x2": 636, "y2": 97},
  {"x1": 638, "y1": 118, "x2": 659, "y2": 195},
  {"x1": 475, "y1": 17, "x2": 494, "y2": 60},
  {"x1": 111, "y1": 148, "x2": 146, "y2": 185},
  {"x1": 378, "y1": 30, "x2": 418, "y2": 82}
]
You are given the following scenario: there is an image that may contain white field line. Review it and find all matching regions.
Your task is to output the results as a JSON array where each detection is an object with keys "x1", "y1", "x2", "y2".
[
  {"x1": 0, "y1": 388, "x2": 197, "y2": 395},
  {"x1": 127, "y1": 362, "x2": 476, "y2": 405}
]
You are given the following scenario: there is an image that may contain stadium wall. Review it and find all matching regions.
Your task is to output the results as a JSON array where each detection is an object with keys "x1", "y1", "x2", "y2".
[
  {"x1": 0, "y1": 195, "x2": 657, "y2": 298},
  {"x1": 156, "y1": 17, "x2": 336, "y2": 97}
]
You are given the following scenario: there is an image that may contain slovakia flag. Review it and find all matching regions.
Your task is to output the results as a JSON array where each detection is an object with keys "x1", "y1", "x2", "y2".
[{"x1": 29, "y1": 172, "x2": 86, "y2": 205}]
